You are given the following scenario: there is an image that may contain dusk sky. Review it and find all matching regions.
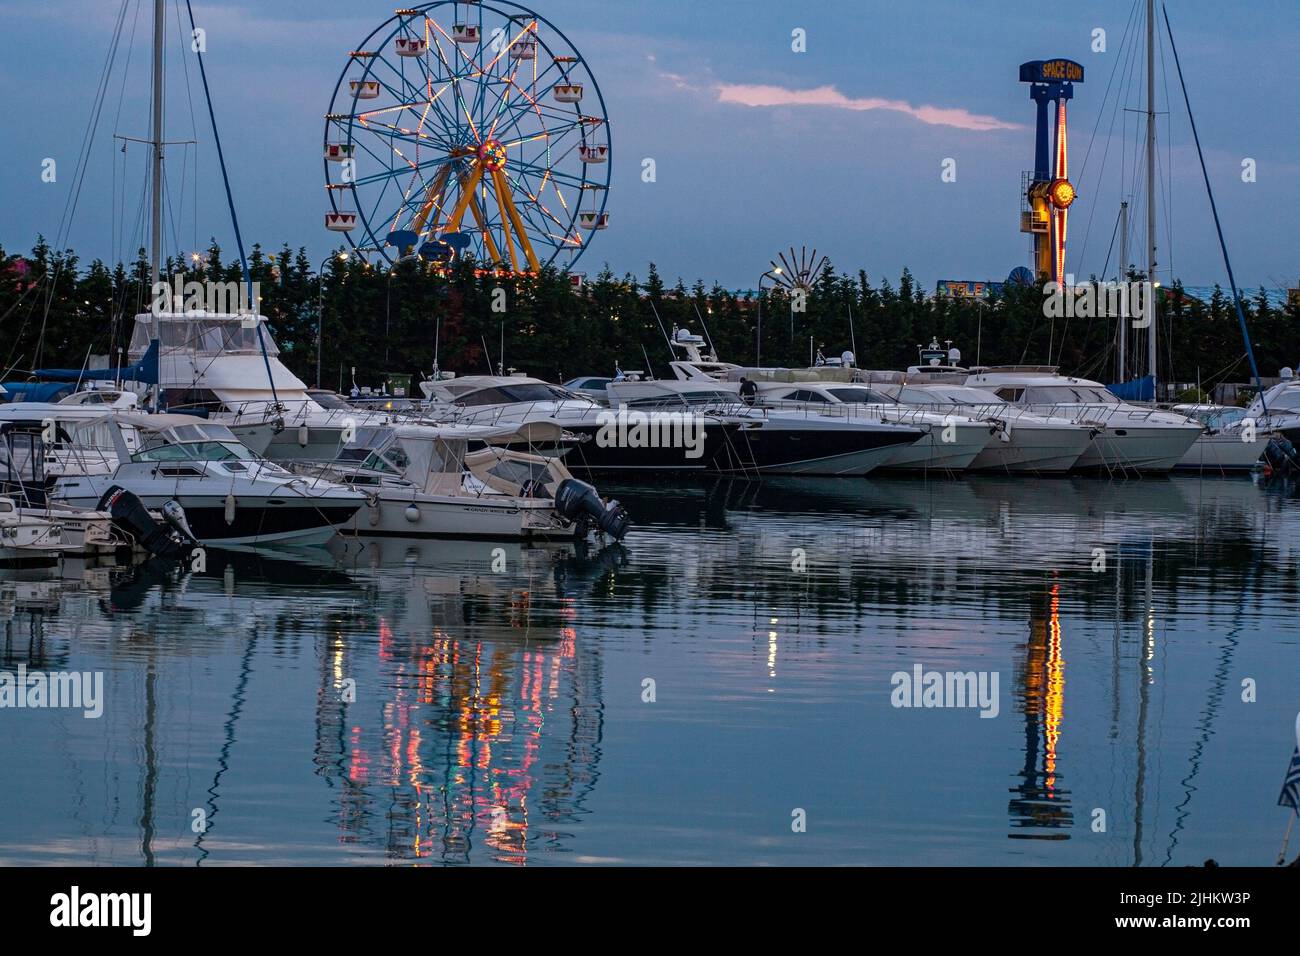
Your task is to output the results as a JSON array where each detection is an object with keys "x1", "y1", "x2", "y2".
[{"x1": 3, "y1": 0, "x2": 1296, "y2": 291}]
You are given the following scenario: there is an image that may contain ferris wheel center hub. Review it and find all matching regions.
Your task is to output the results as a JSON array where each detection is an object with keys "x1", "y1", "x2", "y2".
[{"x1": 478, "y1": 140, "x2": 507, "y2": 171}]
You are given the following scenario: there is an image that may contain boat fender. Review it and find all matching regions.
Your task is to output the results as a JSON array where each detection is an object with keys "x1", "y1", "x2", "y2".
[
  {"x1": 405, "y1": 504, "x2": 420, "y2": 523},
  {"x1": 224, "y1": 493, "x2": 236, "y2": 525},
  {"x1": 298, "y1": 425, "x2": 309, "y2": 447},
  {"x1": 369, "y1": 501, "x2": 382, "y2": 526}
]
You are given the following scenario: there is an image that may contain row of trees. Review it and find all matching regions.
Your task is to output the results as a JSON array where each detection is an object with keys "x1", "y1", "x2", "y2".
[{"x1": 3, "y1": 237, "x2": 1296, "y2": 395}]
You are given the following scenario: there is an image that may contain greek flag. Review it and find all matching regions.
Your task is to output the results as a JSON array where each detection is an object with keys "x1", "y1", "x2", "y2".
[{"x1": 1280, "y1": 747, "x2": 1300, "y2": 814}]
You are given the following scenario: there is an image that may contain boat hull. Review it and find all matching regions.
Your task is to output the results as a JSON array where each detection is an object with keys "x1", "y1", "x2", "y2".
[
  {"x1": 1072, "y1": 424, "x2": 1202, "y2": 473},
  {"x1": 53, "y1": 476, "x2": 361, "y2": 547},
  {"x1": 715, "y1": 421, "x2": 926, "y2": 476},
  {"x1": 875, "y1": 423, "x2": 993, "y2": 473},
  {"x1": 968, "y1": 424, "x2": 1094, "y2": 474},
  {"x1": 337, "y1": 492, "x2": 576, "y2": 540},
  {"x1": 1173, "y1": 433, "x2": 1267, "y2": 471}
]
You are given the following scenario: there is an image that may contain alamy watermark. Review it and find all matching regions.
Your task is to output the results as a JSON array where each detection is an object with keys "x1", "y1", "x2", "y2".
[
  {"x1": 0, "y1": 664, "x2": 104, "y2": 719},
  {"x1": 595, "y1": 408, "x2": 705, "y2": 458},
  {"x1": 1042, "y1": 279, "x2": 1154, "y2": 328},
  {"x1": 890, "y1": 663, "x2": 1000, "y2": 718},
  {"x1": 151, "y1": 274, "x2": 261, "y2": 317}
]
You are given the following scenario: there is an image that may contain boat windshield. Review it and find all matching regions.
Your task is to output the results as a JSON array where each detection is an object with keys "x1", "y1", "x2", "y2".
[
  {"x1": 129, "y1": 317, "x2": 281, "y2": 357},
  {"x1": 1265, "y1": 388, "x2": 1300, "y2": 412},
  {"x1": 1022, "y1": 385, "x2": 1119, "y2": 404},
  {"x1": 135, "y1": 441, "x2": 251, "y2": 463},
  {"x1": 901, "y1": 386, "x2": 1005, "y2": 405},
  {"x1": 826, "y1": 387, "x2": 896, "y2": 404},
  {"x1": 455, "y1": 383, "x2": 573, "y2": 406}
]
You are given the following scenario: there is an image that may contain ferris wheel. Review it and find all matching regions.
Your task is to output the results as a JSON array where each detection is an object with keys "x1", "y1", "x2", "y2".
[{"x1": 323, "y1": 1, "x2": 611, "y2": 272}]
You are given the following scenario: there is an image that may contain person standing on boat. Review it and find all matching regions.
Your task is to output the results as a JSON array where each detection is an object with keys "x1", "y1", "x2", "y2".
[{"x1": 739, "y1": 376, "x2": 757, "y2": 406}]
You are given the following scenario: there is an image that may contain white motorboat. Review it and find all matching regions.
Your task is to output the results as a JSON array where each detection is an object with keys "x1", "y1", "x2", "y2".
[
  {"x1": 963, "y1": 367, "x2": 1202, "y2": 473},
  {"x1": 603, "y1": 376, "x2": 928, "y2": 475},
  {"x1": 1241, "y1": 375, "x2": 1300, "y2": 447},
  {"x1": 420, "y1": 375, "x2": 753, "y2": 473},
  {"x1": 304, "y1": 420, "x2": 629, "y2": 540},
  {"x1": 51, "y1": 414, "x2": 365, "y2": 546},
  {"x1": 733, "y1": 377, "x2": 995, "y2": 473},
  {"x1": 0, "y1": 497, "x2": 67, "y2": 563},
  {"x1": 1168, "y1": 404, "x2": 1267, "y2": 472}
]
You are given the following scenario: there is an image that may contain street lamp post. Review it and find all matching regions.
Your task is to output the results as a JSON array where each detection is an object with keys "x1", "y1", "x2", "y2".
[
  {"x1": 757, "y1": 267, "x2": 783, "y2": 367},
  {"x1": 317, "y1": 251, "x2": 348, "y2": 388}
]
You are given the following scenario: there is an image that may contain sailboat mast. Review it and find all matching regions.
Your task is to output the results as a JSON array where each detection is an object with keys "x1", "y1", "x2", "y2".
[
  {"x1": 149, "y1": 0, "x2": 164, "y2": 288},
  {"x1": 1118, "y1": 201, "x2": 1128, "y2": 382},
  {"x1": 1145, "y1": 0, "x2": 1158, "y2": 391}
]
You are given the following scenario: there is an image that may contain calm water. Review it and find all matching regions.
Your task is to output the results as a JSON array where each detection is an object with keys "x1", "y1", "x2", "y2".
[{"x1": 1, "y1": 474, "x2": 1298, "y2": 866}]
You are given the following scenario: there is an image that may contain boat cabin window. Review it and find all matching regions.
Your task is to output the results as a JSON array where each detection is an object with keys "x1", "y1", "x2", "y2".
[
  {"x1": 162, "y1": 388, "x2": 225, "y2": 414},
  {"x1": 994, "y1": 387, "x2": 1025, "y2": 402},
  {"x1": 308, "y1": 390, "x2": 352, "y2": 410},
  {"x1": 827, "y1": 387, "x2": 894, "y2": 404},
  {"x1": 786, "y1": 389, "x2": 830, "y2": 403},
  {"x1": 626, "y1": 389, "x2": 733, "y2": 408},
  {"x1": 0, "y1": 500, "x2": 12, "y2": 513}
]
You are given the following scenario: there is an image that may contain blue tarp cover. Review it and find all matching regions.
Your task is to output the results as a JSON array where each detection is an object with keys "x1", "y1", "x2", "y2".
[{"x1": 1106, "y1": 374, "x2": 1155, "y2": 402}]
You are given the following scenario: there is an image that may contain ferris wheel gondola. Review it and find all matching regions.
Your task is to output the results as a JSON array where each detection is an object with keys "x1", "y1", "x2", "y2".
[{"x1": 324, "y1": 1, "x2": 611, "y2": 273}]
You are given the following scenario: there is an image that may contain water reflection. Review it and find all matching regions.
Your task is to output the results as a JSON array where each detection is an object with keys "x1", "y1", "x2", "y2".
[{"x1": 0, "y1": 474, "x2": 1296, "y2": 865}]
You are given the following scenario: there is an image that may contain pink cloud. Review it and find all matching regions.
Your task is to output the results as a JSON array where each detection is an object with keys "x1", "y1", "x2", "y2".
[{"x1": 715, "y1": 82, "x2": 1022, "y2": 132}]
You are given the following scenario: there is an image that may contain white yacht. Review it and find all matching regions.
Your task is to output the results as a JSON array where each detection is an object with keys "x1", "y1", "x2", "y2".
[
  {"x1": 303, "y1": 420, "x2": 629, "y2": 540},
  {"x1": 963, "y1": 367, "x2": 1202, "y2": 473},
  {"x1": 421, "y1": 375, "x2": 750, "y2": 473},
  {"x1": 655, "y1": 330, "x2": 969, "y2": 473},
  {"x1": 602, "y1": 375, "x2": 927, "y2": 476},
  {"x1": 121, "y1": 309, "x2": 396, "y2": 462},
  {"x1": 1241, "y1": 374, "x2": 1300, "y2": 446},
  {"x1": 722, "y1": 377, "x2": 993, "y2": 476},
  {"x1": 870, "y1": 381, "x2": 1096, "y2": 474},
  {"x1": 1168, "y1": 404, "x2": 1267, "y2": 472},
  {"x1": 51, "y1": 414, "x2": 365, "y2": 546}
]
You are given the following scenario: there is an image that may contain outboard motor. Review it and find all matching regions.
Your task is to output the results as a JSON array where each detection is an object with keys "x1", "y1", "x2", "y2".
[
  {"x1": 96, "y1": 486, "x2": 195, "y2": 560},
  {"x1": 554, "y1": 478, "x2": 631, "y2": 541},
  {"x1": 161, "y1": 499, "x2": 198, "y2": 544}
]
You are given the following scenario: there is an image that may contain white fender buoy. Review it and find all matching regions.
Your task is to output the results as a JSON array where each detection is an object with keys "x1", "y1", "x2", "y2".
[
  {"x1": 369, "y1": 501, "x2": 381, "y2": 526},
  {"x1": 224, "y1": 493, "x2": 236, "y2": 525},
  {"x1": 405, "y1": 504, "x2": 420, "y2": 523},
  {"x1": 298, "y1": 425, "x2": 309, "y2": 447}
]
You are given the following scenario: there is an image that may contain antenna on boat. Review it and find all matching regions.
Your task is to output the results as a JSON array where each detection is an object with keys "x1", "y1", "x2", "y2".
[
  {"x1": 648, "y1": 301, "x2": 675, "y2": 362},
  {"x1": 846, "y1": 300, "x2": 858, "y2": 364},
  {"x1": 431, "y1": 312, "x2": 441, "y2": 381},
  {"x1": 692, "y1": 303, "x2": 718, "y2": 361}
]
